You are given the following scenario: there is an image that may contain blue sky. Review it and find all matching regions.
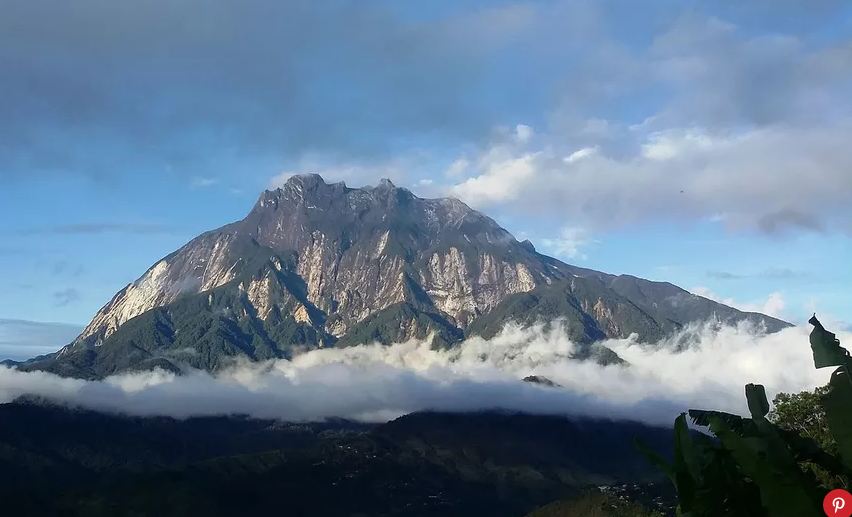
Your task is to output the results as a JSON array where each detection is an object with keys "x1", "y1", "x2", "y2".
[{"x1": 2, "y1": 0, "x2": 852, "y2": 358}]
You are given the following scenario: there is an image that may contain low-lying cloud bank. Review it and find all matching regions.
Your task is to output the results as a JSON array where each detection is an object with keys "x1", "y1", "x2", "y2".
[{"x1": 0, "y1": 321, "x2": 838, "y2": 426}]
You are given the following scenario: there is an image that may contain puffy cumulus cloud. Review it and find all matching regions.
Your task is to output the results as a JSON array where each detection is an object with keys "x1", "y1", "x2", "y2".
[
  {"x1": 445, "y1": 123, "x2": 852, "y2": 234},
  {"x1": 450, "y1": 150, "x2": 540, "y2": 205},
  {"x1": 0, "y1": 321, "x2": 837, "y2": 425},
  {"x1": 440, "y1": 8, "x2": 852, "y2": 235}
]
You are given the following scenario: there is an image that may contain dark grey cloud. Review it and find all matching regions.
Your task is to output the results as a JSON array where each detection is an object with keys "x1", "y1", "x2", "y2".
[
  {"x1": 53, "y1": 288, "x2": 81, "y2": 307},
  {"x1": 0, "y1": 0, "x2": 538, "y2": 180},
  {"x1": 4, "y1": 0, "x2": 851, "y2": 237},
  {"x1": 545, "y1": 3, "x2": 852, "y2": 145},
  {"x1": 0, "y1": 318, "x2": 82, "y2": 361},
  {"x1": 757, "y1": 209, "x2": 825, "y2": 235},
  {"x1": 428, "y1": 3, "x2": 852, "y2": 235}
]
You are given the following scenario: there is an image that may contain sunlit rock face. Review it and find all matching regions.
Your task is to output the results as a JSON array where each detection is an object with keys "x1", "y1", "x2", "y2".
[
  {"x1": 37, "y1": 174, "x2": 789, "y2": 378},
  {"x1": 76, "y1": 175, "x2": 561, "y2": 345}
]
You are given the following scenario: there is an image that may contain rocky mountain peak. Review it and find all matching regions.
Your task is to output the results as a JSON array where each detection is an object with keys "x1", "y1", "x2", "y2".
[
  {"x1": 26, "y1": 173, "x2": 791, "y2": 379},
  {"x1": 257, "y1": 174, "x2": 348, "y2": 208}
]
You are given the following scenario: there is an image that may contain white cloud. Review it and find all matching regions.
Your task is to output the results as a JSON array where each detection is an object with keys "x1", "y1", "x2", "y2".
[
  {"x1": 269, "y1": 160, "x2": 408, "y2": 190},
  {"x1": 445, "y1": 157, "x2": 470, "y2": 177},
  {"x1": 437, "y1": 10, "x2": 852, "y2": 235},
  {"x1": 640, "y1": 129, "x2": 716, "y2": 160},
  {"x1": 0, "y1": 321, "x2": 837, "y2": 425},
  {"x1": 564, "y1": 146, "x2": 598, "y2": 163},
  {"x1": 449, "y1": 148, "x2": 540, "y2": 205},
  {"x1": 445, "y1": 123, "x2": 852, "y2": 233},
  {"x1": 759, "y1": 292, "x2": 786, "y2": 319},
  {"x1": 190, "y1": 177, "x2": 219, "y2": 188},
  {"x1": 514, "y1": 123, "x2": 534, "y2": 143},
  {"x1": 250, "y1": 9, "x2": 852, "y2": 236},
  {"x1": 541, "y1": 227, "x2": 596, "y2": 260},
  {"x1": 692, "y1": 287, "x2": 786, "y2": 319}
]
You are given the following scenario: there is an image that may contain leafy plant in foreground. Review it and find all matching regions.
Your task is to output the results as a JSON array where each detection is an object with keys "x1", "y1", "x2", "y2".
[{"x1": 639, "y1": 316, "x2": 852, "y2": 516}]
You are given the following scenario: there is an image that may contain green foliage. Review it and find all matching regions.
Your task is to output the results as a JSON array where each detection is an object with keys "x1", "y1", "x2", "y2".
[
  {"x1": 640, "y1": 315, "x2": 852, "y2": 516},
  {"x1": 770, "y1": 386, "x2": 848, "y2": 489},
  {"x1": 770, "y1": 387, "x2": 833, "y2": 451},
  {"x1": 333, "y1": 302, "x2": 463, "y2": 348}
]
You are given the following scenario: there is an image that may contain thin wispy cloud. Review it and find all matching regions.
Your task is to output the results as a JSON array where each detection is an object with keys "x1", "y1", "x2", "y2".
[
  {"x1": 29, "y1": 223, "x2": 174, "y2": 235},
  {"x1": 190, "y1": 177, "x2": 219, "y2": 188},
  {"x1": 0, "y1": 318, "x2": 82, "y2": 362},
  {"x1": 50, "y1": 260, "x2": 85, "y2": 277},
  {"x1": 52, "y1": 288, "x2": 81, "y2": 307},
  {"x1": 707, "y1": 268, "x2": 807, "y2": 280},
  {"x1": 541, "y1": 227, "x2": 597, "y2": 260}
]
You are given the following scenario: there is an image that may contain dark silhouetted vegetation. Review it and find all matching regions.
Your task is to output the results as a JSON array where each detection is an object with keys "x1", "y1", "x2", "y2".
[
  {"x1": 0, "y1": 404, "x2": 673, "y2": 516},
  {"x1": 641, "y1": 316, "x2": 852, "y2": 516}
]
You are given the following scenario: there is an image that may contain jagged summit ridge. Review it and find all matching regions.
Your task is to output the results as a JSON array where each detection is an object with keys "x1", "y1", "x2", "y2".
[{"x1": 74, "y1": 175, "x2": 557, "y2": 346}]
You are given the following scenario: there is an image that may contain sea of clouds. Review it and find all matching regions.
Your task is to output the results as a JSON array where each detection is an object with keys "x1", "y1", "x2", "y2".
[{"x1": 0, "y1": 320, "x2": 840, "y2": 426}]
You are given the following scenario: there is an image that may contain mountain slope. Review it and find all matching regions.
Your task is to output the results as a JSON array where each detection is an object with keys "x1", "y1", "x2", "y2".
[{"x1": 22, "y1": 174, "x2": 789, "y2": 378}]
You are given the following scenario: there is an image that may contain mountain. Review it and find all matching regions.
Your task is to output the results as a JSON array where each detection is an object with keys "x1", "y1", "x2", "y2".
[
  {"x1": 0, "y1": 401, "x2": 674, "y2": 516},
  {"x1": 21, "y1": 174, "x2": 789, "y2": 378}
]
